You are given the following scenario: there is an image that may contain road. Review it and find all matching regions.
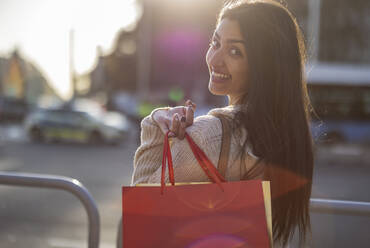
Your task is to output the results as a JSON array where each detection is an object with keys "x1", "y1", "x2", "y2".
[{"x1": 0, "y1": 125, "x2": 369, "y2": 247}]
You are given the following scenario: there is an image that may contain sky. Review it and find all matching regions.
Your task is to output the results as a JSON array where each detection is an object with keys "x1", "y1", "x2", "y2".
[{"x1": 0, "y1": 0, "x2": 141, "y2": 99}]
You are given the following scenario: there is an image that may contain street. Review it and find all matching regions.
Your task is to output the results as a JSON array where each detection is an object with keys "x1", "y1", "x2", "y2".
[{"x1": 0, "y1": 125, "x2": 369, "y2": 247}]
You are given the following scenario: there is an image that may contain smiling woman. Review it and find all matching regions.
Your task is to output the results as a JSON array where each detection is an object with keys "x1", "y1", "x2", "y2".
[
  {"x1": 0, "y1": 0, "x2": 142, "y2": 99},
  {"x1": 133, "y1": 0, "x2": 314, "y2": 247}
]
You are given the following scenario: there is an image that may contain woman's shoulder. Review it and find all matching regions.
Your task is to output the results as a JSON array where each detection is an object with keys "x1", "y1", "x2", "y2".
[
  {"x1": 185, "y1": 105, "x2": 240, "y2": 141},
  {"x1": 187, "y1": 113, "x2": 221, "y2": 139},
  {"x1": 188, "y1": 105, "x2": 238, "y2": 127},
  {"x1": 208, "y1": 105, "x2": 241, "y2": 118}
]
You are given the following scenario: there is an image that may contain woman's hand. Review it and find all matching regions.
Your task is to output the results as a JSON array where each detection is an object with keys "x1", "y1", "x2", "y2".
[{"x1": 152, "y1": 100, "x2": 196, "y2": 140}]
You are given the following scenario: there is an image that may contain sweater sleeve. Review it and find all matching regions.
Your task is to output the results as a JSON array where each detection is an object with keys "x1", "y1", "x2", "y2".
[
  {"x1": 131, "y1": 109, "x2": 167, "y2": 185},
  {"x1": 131, "y1": 114, "x2": 223, "y2": 185}
]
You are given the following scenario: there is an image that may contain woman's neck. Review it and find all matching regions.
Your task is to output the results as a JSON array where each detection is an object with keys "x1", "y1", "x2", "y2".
[{"x1": 228, "y1": 94, "x2": 245, "y2": 106}]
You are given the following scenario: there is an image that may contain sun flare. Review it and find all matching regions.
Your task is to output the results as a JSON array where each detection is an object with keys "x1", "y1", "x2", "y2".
[{"x1": 0, "y1": 0, "x2": 142, "y2": 99}]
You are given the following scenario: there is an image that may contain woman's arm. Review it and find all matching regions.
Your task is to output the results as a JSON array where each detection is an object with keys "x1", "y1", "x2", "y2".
[
  {"x1": 132, "y1": 114, "x2": 223, "y2": 185},
  {"x1": 131, "y1": 113, "x2": 166, "y2": 185},
  {"x1": 131, "y1": 102, "x2": 195, "y2": 185}
]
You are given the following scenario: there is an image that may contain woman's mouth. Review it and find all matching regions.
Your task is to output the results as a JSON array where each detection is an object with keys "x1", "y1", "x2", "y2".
[{"x1": 211, "y1": 71, "x2": 232, "y2": 83}]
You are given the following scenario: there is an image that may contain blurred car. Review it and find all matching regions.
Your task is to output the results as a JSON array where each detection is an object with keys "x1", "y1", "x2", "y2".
[{"x1": 24, "y1": 108, "x2": 129, "y2": 145}]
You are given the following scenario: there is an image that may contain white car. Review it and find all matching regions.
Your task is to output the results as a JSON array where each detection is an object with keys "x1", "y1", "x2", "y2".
[{"x1": 24, "y1": 108, "x2": 129, "y2": 145}]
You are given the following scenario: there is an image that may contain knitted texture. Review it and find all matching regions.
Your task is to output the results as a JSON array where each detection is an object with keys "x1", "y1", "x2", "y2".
[{"x1": 131, "y1": 105, "x2": 259, "y2": 186}]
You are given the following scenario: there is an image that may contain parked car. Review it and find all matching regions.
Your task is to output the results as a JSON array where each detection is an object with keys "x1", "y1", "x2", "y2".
[
  {"x1": 24, "y1": 108, "x2": 129, "y2": 145},
  {"x1": 307, "y1": 63, "x2": 370, "y2": 144}
]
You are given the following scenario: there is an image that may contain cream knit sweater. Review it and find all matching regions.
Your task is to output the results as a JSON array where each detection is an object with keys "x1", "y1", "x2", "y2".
[{"x1": 131, "y1": 105, "x2": 260, "y2": 186}]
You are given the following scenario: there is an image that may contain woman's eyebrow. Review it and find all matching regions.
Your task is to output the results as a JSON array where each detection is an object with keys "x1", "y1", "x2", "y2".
[
  {"x1": 227, "y1": 39, "x2": 245, "y2": 44},
  {"x1": 214, "y1": 32, "x2": 245, "y2": 44}
]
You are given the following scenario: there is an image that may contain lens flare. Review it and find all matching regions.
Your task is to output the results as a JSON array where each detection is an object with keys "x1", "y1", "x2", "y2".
[
  {"x1": 172, "y1": 180, "x2": 242, "y2": 212},
  {"x1": 175, "y1": 215, "x2": 252, "y2": 239},
  {"x1": 187, "y1": 234, "x2": 248, "y2": 248}
]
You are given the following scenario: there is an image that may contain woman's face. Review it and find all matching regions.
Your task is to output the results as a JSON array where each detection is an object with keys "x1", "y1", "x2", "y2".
[{"x1": 206, "y1": 18, "x2": 249, "y2": 104}]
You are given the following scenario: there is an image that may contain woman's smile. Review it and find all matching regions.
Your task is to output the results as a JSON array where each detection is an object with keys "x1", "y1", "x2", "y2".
[{"x1": 211, "y1": 70, "x2": 232, "y2": 83}]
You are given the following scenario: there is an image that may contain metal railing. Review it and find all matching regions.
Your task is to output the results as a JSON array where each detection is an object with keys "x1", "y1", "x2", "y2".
[
  {"x1": 310, "y1": 198, "x2": 370, "y2": 216},
  {"x1": 0, "y1": 171, "x2": 100, "y2": 248}
]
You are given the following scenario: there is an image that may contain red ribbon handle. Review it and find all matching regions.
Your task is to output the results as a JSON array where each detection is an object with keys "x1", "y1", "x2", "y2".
[
  {"x1": 185, "y1": 133, "x2": 226, "y2": 186},
  {"x1": 161, "y1": 131, "x2": 175, "y2": 194},
  {"x1": 161, "y1": 131, "x2": 226, "y2": 194}
]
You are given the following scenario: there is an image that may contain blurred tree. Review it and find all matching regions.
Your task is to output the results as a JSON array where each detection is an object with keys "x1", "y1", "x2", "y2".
[
  {"x1": 0, "y1": 50, "x2": 60, "y2": 104},
  {"x1": 3, "y1": 51, "x2": 24, "y2": 99}
]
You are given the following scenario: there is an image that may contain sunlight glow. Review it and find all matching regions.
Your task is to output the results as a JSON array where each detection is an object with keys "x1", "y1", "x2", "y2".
[{"x1": 0, "y1": 0, "x2": 142, "y2": 99}]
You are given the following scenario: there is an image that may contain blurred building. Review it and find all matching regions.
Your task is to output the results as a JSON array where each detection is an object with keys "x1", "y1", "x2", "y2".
[
  {"x1": 80, "y1": 0, "x2": 369, "y2": 117},
  {"x1": 89, "y1": 29, "x2": 138, "y2": 97},
  {"x1": 81, "y1": 29, "x2": 139, "y2": 116},
  {"x1": 319, "y1": 0, "x2": 370, "y2": 64},
  {"x1": 82, "y1": 0, "x2": 226, "y2": 111},
  {"x1": 136, "y1": 0, "x2": 224, "y2": 107}
]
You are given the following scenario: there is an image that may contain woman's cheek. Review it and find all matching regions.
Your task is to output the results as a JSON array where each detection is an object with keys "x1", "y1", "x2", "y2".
[{"x1": 233, "y1": 67, "x2": 248, "y2": 92}]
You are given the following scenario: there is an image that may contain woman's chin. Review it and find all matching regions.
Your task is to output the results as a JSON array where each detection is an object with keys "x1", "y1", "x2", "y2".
[{"x1": 208, "y1": 82, "x2": 228, "y2": 96}]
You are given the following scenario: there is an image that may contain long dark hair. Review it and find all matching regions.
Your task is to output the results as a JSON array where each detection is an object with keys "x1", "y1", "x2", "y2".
[{"x1": 219, "y1": 0, "x2": 314, "y2": 246}]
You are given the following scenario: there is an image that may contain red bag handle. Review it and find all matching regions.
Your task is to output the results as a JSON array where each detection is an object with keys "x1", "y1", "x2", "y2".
[
  {"x1": 161, "y1": 131, "x2": 226, "y2": 194},
  {"x1": 161, "y1": 131, "x2": 175, "y2": 194}
]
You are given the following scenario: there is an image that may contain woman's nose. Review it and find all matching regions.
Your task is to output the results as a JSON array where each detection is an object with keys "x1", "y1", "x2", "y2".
[{"x1": 208, "y1": 48, "x2": 225, "y2": 68}]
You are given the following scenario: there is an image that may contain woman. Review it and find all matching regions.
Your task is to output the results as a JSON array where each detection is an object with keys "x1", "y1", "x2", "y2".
[{"x1": 132, "y1": 0, "x2": 313, "y2": 246}]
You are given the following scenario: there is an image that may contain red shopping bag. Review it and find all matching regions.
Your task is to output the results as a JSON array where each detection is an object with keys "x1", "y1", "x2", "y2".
[{"x1": 122, "y1": 132, "x2": 272, "y2": 248}]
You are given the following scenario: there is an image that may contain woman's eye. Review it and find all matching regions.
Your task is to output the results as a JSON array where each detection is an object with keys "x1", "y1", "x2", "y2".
[{"x1": 230, "y1": 47, "x2": 242, "y2": 56}]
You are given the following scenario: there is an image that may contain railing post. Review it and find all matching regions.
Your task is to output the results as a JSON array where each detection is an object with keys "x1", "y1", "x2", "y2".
[
  {"x1": 310, "y1": 198, "x2": 370, "y2": 216},
  {"x1": 0, "y1": 171, "x2": 100, "y2": 248}
]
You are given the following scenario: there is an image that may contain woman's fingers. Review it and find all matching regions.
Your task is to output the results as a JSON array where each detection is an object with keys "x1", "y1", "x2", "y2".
[
  {"x1": 177, "y1": 116, "x2": 187, "y2": 140},
  {"x1": 185, "y1": 100, "x2": 196, "y2": 127},
  {"x1": 169, "y1": 114, "x2": 180, "y2": 137},
  {"x1": 185, "y1": 100, "x2": 197, "y2": 111},
  {"x1": 156, "y1": 101, "x2": 196, "y2": 138},
  {"x1": 185, "y1": 106, "x2": 194, "y2": 127}
]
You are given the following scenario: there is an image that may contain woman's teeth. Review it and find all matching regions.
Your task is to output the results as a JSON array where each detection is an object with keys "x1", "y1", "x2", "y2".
[{"x1": 212, "y1": 72, "x2": 231, "y2": 79}]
